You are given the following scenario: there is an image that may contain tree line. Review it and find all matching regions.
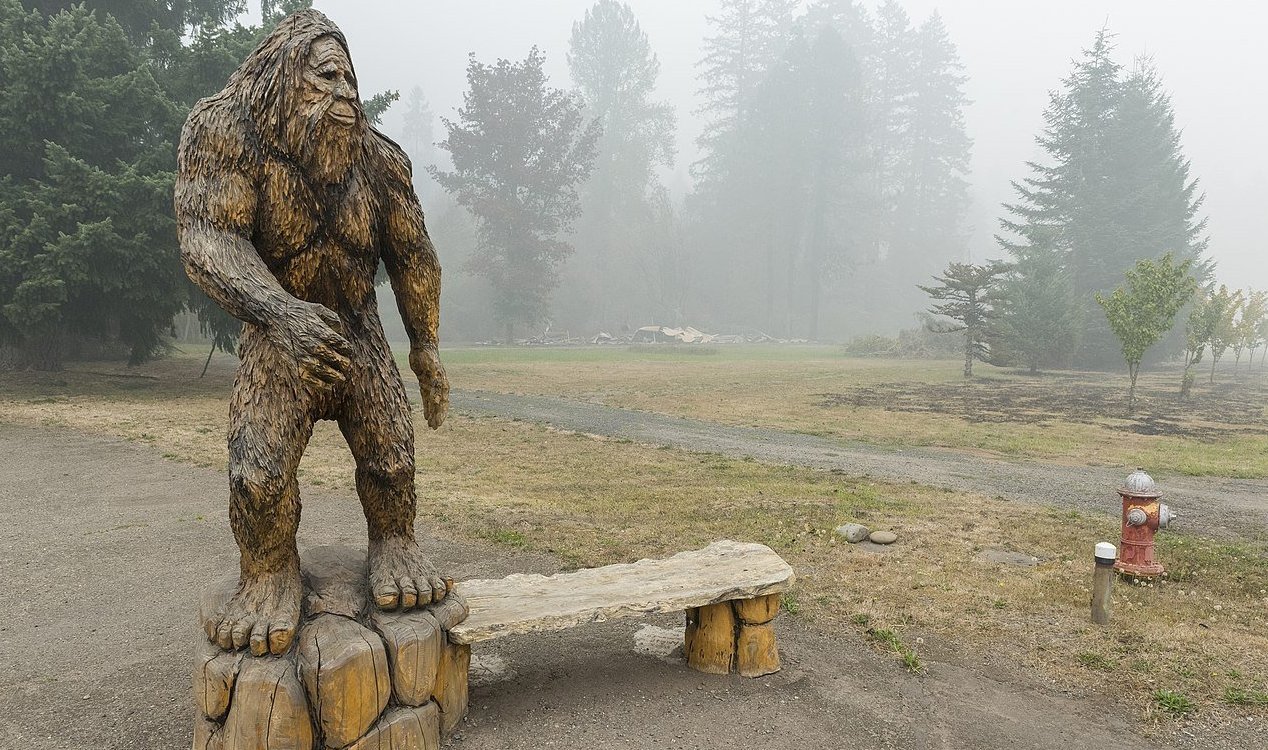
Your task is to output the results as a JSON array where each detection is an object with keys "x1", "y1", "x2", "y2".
[
  {"x1": 395, "y1": 0, "x2": 971, "y2": 343},
  {"x1": 0, "y1": 1, "x2": 1238, "y2": 370}
]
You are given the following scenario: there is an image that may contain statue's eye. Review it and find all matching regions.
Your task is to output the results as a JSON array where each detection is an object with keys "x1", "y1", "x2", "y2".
[{"x1": 320, "y1": 69, "x2": 337, "y2": 80}]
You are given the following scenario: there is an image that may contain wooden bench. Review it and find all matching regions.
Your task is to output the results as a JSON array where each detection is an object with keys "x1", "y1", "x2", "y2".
[
  {"x1": 191, "y1": 541, "x2": 794, "y2": 749},
  {"x1": 452, "y1": 539, "x2": 795, "y2": 676}
]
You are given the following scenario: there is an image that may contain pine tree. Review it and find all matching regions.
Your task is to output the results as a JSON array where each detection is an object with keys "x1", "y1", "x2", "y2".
[
  {"x1": 992, "y1": 249, "x2": 1080, "y2": 373},
  {"x1": 883, "y1": 10, "x2": 971, "y2": 327},
  {"x1": 919, "y1": 262, "x2": 1005, "y2": 377},
  {"x1": 0, "y1": 2, "x2": 186, "y2": 367},
  {"x1": 432, "y1": 49, "x2": 600, "y2": 342},
  {"x1": 567, "y1": 0, "x2": 675, "y2": 329},
  {"x1": 999, "y1": 30, "x2": 1207, "y2": 368}
]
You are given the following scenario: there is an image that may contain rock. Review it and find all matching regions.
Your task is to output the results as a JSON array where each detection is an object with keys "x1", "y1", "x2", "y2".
[
  {"x1": 835, "y1": 523, "x2": 871, "y2": 544},
  {"x1": 433, "y1": 640, "x2": 470, "y2": 737},
  {"x1": 973, "y1": 549, "x2": 1040, "y2": 567},
  {"x1": 468, "y1": 652, "x2": 516, "y2": 687},
  {"x1": 868, "y1": 530, "x2": 898, "y2": 545},
  {"x1": 345, "y1": 704, "x2": 439, "y2": 750},
  {"x1": 193, "y1": 639, "x2": 241, "y2": 721},
  {"x1": 734, "y1": 593, "x2": 781, "y2": 625},
  {"x1": 449, "y1": 540, "x2": 794, "y2": 645},
  {"x1": 736, "y1": 623, "x2": 780, "y2": 678},
  {"x1": 368, "y1": 608, "x2": 442, "y2": 707},
  {"x1": 296, "y1": 614, "x2": 391, "y2": 748},
  {"x1": 632, "y1": 624, "x2": 683, "y2": 663},
  {"x1": 221, "y1": 654, "x2": 313, "y2": 750}
]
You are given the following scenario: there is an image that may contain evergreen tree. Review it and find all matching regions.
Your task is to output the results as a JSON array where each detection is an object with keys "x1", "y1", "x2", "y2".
[
  {"x1": 999, "y1": 31, "x2": 1207, "y2": 368},
  {"x1": 0, "y1": 2, "x2": 186, "y2": 367},
  {"x1": 919, "y1": 261, "x2": 1005, "y2": 377},
  {"x1": 567, "y1": 0, "x2": 675, "y2": 329},
  {"x1": 992, "y1": 249, "x2": 1080, "y2": 373},
  {"x1": 400, "y1": 88, "x2": 435, "y2": 173},
  {"x1": 431, "y1": 49, "x2": 600, "y2": 342},
  {"x1": 882, "y1": 10, "x2": 971, "y2": 328}
]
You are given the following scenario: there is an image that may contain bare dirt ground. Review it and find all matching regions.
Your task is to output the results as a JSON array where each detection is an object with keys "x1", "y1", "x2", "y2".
[
  {"x1": 3, "y1": 424, "x2": 1251, "y2": 750},
  {"x1": 453, "y1": 390, "x2": 1268, "y2": 539}
]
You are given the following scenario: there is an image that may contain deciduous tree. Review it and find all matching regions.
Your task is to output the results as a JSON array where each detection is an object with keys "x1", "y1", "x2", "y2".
[{"x1": 1095, "y1": 253, "x2": 1196, "y2": 412}]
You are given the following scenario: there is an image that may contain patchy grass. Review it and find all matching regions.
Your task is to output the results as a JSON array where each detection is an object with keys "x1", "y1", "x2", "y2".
[
  {"x1": 3, "y1": 351, "x2": 1268, "y2": 726},
  {"x1": 1153, "y1": 689, "x2": 1198, "y2": 717},
  {"x1": 867, "y1": 627, "x2": 924, "y2": 674},
  {"x1": 440, "y1": 346, "x2": 1268, "y2": 478}
]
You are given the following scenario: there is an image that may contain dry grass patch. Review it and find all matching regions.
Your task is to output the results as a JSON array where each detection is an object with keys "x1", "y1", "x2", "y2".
[
  {"x1": 3, "y1": 355, "x2": 1267, "y2": 725},
  {"x1": 442, "y1": 346, "x2": 1268, "y2": 477}
]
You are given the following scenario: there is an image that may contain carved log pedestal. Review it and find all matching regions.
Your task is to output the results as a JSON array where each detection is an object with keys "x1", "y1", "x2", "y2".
[
  {"x1": 684, "y1": 593, "x2": 782, "y2": 677},
  {"x1": 193, "y1": 547, "x2": 470, "y2": 750}
]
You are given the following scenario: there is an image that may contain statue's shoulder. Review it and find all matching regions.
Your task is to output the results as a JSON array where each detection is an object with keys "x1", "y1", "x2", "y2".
[
  {"x1": 178, "y1": 94, "x2": 257, "y2": 176},
  {"x1": 366, "y1": 127, "x2": 415, "y2": 194}
]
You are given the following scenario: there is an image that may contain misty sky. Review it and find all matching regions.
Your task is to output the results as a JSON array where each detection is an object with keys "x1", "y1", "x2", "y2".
[{"x1": 277, "y1": 1, "x2": 1266, "y2": 291}]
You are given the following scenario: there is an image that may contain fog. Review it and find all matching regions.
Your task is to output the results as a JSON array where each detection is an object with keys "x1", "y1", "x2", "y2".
[{"x1": 248, "y1": 1, "x2": 1267, "y2": 351}]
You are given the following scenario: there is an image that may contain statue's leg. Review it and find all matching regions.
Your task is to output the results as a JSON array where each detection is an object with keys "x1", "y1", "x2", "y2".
[
  {"x1": 213, "y1": 330, "x2": 314, "y2": 656},
  {"x1": 338, "y1": 318, "x2": 447, "y2": 609}
]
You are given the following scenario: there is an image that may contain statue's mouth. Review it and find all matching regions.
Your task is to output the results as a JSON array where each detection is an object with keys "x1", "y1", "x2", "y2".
[{"x1": 329, "y1": 102, "x2": 356, "y2": 126}]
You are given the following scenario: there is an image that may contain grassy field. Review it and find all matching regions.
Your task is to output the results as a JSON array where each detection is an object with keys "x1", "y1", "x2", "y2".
[
  {"x1": 440, "y1": 345, "x2": 1268, "y2": 478},
  {"x1": 3, "y1": 350, "x2": 1267, "y2": 728}
]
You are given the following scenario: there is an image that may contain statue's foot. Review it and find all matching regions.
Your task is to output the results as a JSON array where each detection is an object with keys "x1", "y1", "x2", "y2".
[
  {"x1": 369, "y1": 536, "x2": 447, "y2": 610},
  {"x1": 208, "y1": 567, "x2": 303, "y2": 656}
]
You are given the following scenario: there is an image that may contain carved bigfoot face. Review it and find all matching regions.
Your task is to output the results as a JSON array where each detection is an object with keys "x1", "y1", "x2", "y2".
[{"x1": 302, "y1": 36, "x2": 360, "y2": 129}]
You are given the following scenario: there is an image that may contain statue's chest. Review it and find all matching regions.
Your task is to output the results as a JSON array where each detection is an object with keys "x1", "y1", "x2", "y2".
[{"x1": 254, "y1": 161, "x2": 380, "y2": 264}]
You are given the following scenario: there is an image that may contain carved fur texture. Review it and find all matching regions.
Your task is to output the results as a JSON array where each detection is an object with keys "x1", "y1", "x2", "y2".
[{"x1": 174, "y1": 9, "x2": 449, "y2": 657}]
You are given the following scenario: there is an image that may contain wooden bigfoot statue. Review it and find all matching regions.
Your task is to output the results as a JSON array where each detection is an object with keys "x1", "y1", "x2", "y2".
[{"x1": 175, "y1": 10, "x2": 450, "y2": 657}]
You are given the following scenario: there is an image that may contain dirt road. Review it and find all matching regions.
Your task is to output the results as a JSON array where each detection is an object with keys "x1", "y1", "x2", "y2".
[
  {"x1": 2, "y1": 423, "x2": 1245, "y2": 749},
  {"x1": 454, "y1": 391, "x2": 1268, "y2": 537}
]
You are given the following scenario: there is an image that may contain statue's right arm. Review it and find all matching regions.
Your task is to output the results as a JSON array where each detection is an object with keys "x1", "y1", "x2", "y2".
[{"x1": 175, "y1": 165, "x2": 352, "y2": 384}]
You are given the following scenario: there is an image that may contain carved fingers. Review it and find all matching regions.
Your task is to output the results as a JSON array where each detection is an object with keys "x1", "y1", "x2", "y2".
[
  {"x1": 409, "y1": 345, "x2": 449, "y2": 429},
  {"x1": 278, "y1": 301, "x2": 354, "y2": 386}
]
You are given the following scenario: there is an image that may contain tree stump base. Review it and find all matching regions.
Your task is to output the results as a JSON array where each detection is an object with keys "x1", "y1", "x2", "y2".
[
  {"x1": 685, "y1": 593, "x2": 782, "y2": 677},
  {"x1": 193, "y1": 546, "x2": 470, "y2": 750}
]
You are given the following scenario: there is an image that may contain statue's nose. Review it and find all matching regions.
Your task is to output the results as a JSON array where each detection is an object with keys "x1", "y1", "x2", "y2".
[{"x1": 335, "y1": 79, "x2": 355, "y2": 100}]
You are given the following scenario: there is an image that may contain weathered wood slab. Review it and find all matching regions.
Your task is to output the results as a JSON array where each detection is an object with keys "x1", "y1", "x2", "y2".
[
  {"x1": 345, "y1": 704, "x2": 440, "y2": 750},
  {"x1": 368, "y1": 609, "x2": 442, "y2": 707},
  {"x1": 296, "y1": 614, "x2": 391, "y2": 749},
  {"x1": 194, "y1": 639, "x2": 241, "y2": 721},
  {"x1": 449, "y1": 540, "x2": 794, "y2": 644},
  {"x1": 221, "y1": 655, "x2": 313, "y2": 750}
]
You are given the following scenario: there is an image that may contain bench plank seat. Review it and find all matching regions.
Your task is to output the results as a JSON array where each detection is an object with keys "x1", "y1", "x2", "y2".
[{"x1": 449, "y1": 540, "x2": 794, "y2": 645}]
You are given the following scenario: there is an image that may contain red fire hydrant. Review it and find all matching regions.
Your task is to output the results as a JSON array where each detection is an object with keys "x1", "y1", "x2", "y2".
[{"x1": 1113, "y1": 468, "x2": 1176, "y2": 578}]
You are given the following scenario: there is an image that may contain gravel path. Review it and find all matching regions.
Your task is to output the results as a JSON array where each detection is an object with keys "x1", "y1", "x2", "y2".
[
  {"x1": 2, "y1": 423, "x2": 1224, "y2": 750},
  {"x1": 454, "y1": 391, "x2": 1268, "y2": 538}
]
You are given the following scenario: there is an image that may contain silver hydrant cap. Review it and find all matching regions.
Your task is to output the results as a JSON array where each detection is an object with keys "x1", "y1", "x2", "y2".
[{"x1": 1121, "y1": 467, "x2": 1162, "y2": 497}]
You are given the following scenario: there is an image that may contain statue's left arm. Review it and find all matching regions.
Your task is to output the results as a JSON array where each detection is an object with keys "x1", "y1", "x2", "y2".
[{"x1": 380, "y1": 143, "x2": 448, "y2": 429}]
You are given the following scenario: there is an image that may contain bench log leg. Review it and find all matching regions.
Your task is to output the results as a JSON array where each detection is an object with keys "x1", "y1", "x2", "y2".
[
  {"x1": 685, "y1": 594, "x2": 782, "y2": 677},
  {"x1": 433, "y1": 638, "x2": 470, "y2": 738},
  {"x1": 684, "y1": 602, "x2": 736, "y2": 674},
  {"x1": 734, "y1": 593, "x2": 781, "y2": 677}
]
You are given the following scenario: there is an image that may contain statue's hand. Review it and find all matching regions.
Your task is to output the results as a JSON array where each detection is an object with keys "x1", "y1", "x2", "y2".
[
  {"x1": 271, "y1": 300, "x2": 353, "y2": 386},
  {"x1": 409, "y1": 344, "x2": 449, "y2": 429}
]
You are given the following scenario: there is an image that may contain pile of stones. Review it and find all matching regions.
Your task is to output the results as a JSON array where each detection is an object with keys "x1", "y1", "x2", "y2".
[{"x1": 835, "y1": 523, "x2": 898, "y2": 545}]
